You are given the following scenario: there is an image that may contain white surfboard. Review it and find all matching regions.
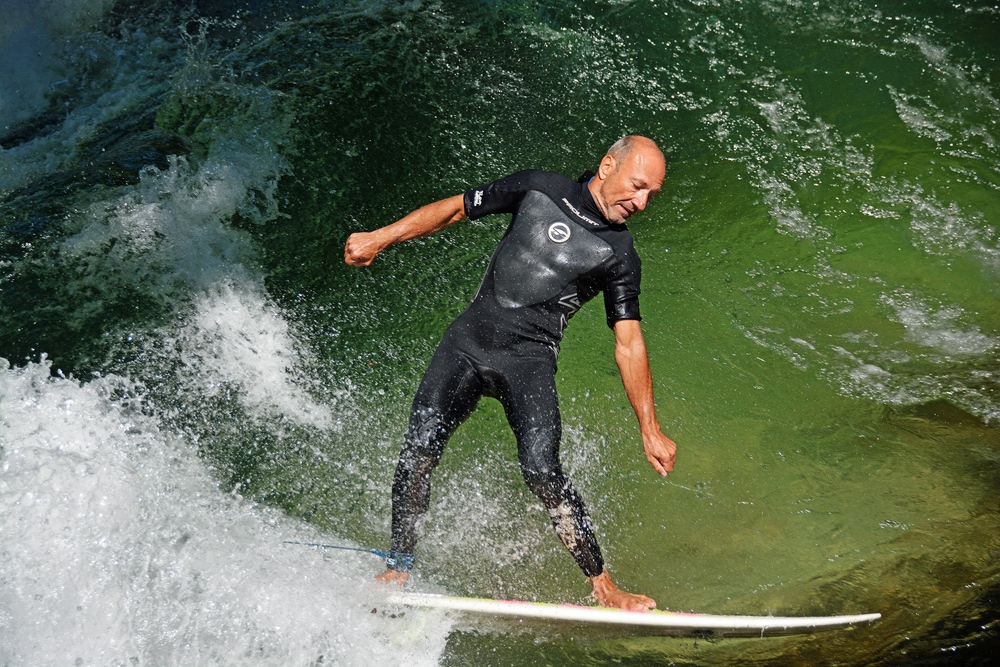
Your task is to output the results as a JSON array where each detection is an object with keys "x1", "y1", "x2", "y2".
[{"x1": 385, "y1": 592, "x2": 881, "y2": 637}]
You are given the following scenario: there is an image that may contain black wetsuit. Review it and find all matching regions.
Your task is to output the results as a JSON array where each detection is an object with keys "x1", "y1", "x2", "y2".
[{"x1": 387, "y1": 170, "x2": 642, "y2": 578}]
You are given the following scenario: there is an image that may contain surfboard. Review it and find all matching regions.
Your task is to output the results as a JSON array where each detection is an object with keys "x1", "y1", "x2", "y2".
[{"x1": 385, "y1": 592, "x2": 881, "y2": 637}]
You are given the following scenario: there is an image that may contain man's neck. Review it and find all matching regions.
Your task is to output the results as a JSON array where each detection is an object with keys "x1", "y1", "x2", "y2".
[{"x1": 585, "y1": 175, "x2": 615, "y2": 225}]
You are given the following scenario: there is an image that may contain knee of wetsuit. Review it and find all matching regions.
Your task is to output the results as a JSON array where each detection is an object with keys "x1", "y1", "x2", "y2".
[
  {"x1": 517, "y1": 426, "x2": 564, "y2": 496},
  {"x1": 402, "y1": 403, "x2": 449, "y2": 459}
]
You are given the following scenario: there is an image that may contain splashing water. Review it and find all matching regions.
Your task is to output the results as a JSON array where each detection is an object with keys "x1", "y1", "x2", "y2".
[
  {"x1": 2, "y1": 1, "x2": 1000, "y2": 666},
  {"x1": 0, "y1": 358, "x2": 449, "y2": 666}
]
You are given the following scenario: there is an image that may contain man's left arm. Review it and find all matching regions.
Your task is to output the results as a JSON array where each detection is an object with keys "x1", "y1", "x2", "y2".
[{"x1": 613, "y1": 319, "x2": 677, "y2": 476}]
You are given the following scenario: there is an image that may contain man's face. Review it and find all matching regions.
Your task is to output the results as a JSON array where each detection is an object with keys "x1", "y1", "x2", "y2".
[{"x1": 591, "y1": 143, "x2": 666, "y2": 224}]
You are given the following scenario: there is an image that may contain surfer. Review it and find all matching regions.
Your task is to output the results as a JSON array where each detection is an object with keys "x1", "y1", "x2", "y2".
[{"x1": 344, "y1": 136, "x2": 676, "y2": 611}]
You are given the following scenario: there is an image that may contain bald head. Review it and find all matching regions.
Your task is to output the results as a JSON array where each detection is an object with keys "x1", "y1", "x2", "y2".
[
  {"x1": 589, "y1": 135, "x2": 666, "y2": 224},
  {"x1": 607, "y1": 135, "x2": 664, "y2": 169}
]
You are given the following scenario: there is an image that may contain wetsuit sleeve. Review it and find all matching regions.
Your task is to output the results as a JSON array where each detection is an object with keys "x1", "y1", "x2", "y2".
[
  {"x1": 603, "y1": 237, "x2": 642, "y2": 327},
  {"x1": 464, "y1": 170, "x2": 542, "y2": 220}
]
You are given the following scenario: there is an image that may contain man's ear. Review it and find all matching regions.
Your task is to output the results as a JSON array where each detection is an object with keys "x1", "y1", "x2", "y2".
[{"x1": 596, "y1": 154, "x2": 616, "y2": 180}]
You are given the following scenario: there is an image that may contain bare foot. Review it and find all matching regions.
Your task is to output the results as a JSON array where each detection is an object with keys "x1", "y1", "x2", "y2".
[
  {"x1": 374, "y1": 569, "x2": 410, "y2": 586},
  {"x1": 589, "y1": 569, "x2": 656, "y2": 611}
]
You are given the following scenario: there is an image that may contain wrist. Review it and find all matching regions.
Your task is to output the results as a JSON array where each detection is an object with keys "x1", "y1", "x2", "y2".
[{"x1": 639, "y1": 418, "x2": 661, "y2": 437}]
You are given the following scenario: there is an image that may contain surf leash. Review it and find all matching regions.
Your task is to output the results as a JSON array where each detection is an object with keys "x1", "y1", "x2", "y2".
[
  {"x1": 282, "y1": 540, "x2": 389, "y2": 558},
  {"x1": 283, "y1": 541, "x2": 416, "y2": 571}
]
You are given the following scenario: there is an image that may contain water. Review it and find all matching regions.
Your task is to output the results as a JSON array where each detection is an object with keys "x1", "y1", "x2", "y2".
[{"x1": 1, "y1": 0, "x2": 998, "y2": 665}]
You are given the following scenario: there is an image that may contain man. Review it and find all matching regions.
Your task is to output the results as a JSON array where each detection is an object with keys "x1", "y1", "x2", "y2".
[{"x1": 344, "y1": 135, "x2": 676, "y2": 611}]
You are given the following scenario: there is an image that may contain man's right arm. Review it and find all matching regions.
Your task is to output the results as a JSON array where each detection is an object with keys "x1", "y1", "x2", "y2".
[
  {"x1": 344, "y1": 194, "x2": 467, "y2": 266},
  {"x1": 612, "y1": 318, "x2": 676, "y2": 476}
]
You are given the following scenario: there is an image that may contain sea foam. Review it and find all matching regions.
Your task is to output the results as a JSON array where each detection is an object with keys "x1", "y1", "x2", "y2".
[{"x1": 0, "y1": 359, "x2": 449, "y2": 666}]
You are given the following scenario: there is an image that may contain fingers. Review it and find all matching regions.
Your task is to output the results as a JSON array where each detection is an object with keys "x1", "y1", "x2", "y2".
[
  {"x1": 645, "y1": 434, "x2": 676, "y2": 477},
  {"x1": 660, "y1": 448, "x2": 676, "y2": 473},
  {"x1": 647, "y1": 451, "x2": 668, "y2": 477},
  {"x1": 345, "y1": 252, "x2": 372, "y2": 267},
  {"x1": 344, "y1": 233, "x2": 376, "y2": 266}
]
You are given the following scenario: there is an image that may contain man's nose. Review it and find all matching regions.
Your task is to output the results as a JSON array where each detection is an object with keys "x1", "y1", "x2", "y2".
[{"x1": 635, "y1": 191, "x2": 650, "y2": 210}]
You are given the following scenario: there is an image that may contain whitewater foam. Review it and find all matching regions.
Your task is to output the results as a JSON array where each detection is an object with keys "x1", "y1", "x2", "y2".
[
  {"x1": 172, "y1": 284, "x2": 333, "y2": 429},
  {"x1": 0, "y1": 359, "x2": 449, "y2": 666}
]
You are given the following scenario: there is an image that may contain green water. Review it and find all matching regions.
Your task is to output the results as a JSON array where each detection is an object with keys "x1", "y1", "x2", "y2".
[
  {"x1": 2, "y1": 0, "x2": 999, "y2": 665},
  {"x1": 267, "y1": 2, "x2": 1000, "y2": 662}
]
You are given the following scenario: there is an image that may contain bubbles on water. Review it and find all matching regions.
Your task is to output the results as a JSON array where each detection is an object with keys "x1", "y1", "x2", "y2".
[
  {"x1": 882, "y1": 291, "x2": 999, "y2": 357},
  {"x1": 900, "y1": 34, "x2": 1000, "y2": 111},
  {"x1": 881, "y1": 179, "x2": 1000, "y2": 270},
  {"x1": 887, "y1": 86, "x2": 955, "y2": 144},
  {"x1": 825, "y1": 320, "x2": 999, "y2": 423},
  {"x1": 831, "y1": 346, "x2": 915, "y2": 406}
]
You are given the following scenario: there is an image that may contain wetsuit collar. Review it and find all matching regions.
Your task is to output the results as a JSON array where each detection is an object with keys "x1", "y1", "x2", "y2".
[{"x1": 576, "y1": 171, "x2": 611, "y2": 226}]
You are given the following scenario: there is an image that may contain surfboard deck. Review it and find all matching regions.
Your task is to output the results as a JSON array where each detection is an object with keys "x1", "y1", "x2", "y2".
[{"x1": 385, "y1": 592, "x2": 881, "y2": 637}]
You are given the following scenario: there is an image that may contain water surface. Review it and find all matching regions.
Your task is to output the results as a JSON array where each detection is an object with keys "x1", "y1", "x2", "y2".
[{"x1": 1, "y1": 1, "x2": 998, "y2": 665}]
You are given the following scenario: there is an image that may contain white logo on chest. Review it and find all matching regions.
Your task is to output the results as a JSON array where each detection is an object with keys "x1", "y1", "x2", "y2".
[{"x1": 547, "y1": 222, "x2": 571, "y2": 243}]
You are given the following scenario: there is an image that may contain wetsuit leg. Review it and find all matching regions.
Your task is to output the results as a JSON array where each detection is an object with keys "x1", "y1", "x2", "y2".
[
  {"x1": 389, "y1": 341, "x2": 483, "y2": 567},
  {"x1": 493, "y1": 357, "x2": 605, "y2": 578}
]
